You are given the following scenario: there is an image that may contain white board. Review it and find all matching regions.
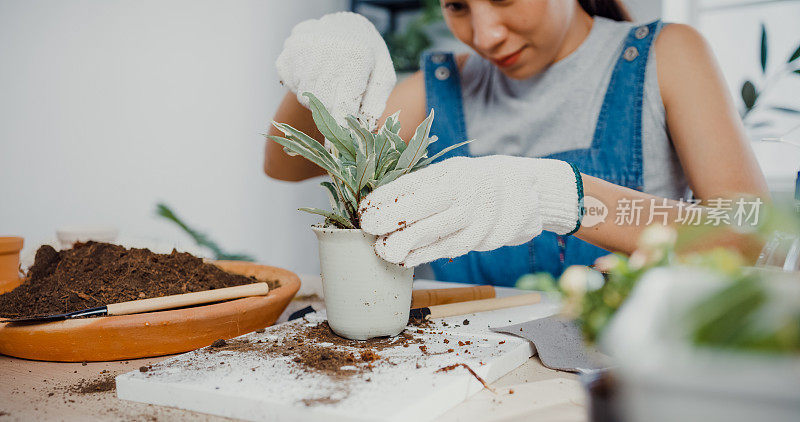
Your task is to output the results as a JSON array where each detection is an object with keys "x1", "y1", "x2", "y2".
[{"x1": 116, "y1": 301, "x2": 559, "y2": 421}]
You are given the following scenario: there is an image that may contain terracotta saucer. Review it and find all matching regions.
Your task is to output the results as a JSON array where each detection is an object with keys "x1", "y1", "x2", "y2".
[{"x1": 0, "y1": 260, "x2": 301, "y2": 362}]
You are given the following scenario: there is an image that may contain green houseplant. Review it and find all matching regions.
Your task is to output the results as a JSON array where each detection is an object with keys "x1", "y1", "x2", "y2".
[
  {"x1": 267, "y1": 92, "x2": 469, "y2": 340},
  {"x1": 268, "y1": 92, "x2": 469, "y2": 230}
]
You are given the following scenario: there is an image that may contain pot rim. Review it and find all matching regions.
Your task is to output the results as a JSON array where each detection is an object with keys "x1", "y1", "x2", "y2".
[
  {"x1": 310, "y1": 224, "x2": 363, "y2": 233},
  {"x1": 0, "y1": 237, "x2": 23, "y2": 254},
  {"x1": 311, "y1": 224, "x2": 379, "y2": 241}
]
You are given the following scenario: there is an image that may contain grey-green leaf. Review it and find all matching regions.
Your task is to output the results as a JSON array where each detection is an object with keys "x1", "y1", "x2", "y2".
[
  {"x1": 298, "y1": 207, "x2": 355, "y2": 229},
  {"x1": 381, "y1": 111, "x2": 401, "y2": 134},
  {"x1": 302, "y1": 92, "x2": 356, "y2": 159},
  {"x1": 267, "y1": 135, "x2": 330, "y2": 171},
  {"x1": 355, "y1": 153, "x2": 376, "y2": 193},
  {"x1": 374, "y1": 131, "x2": 391, "y2": 169},
  {"x1": 273, "y1": 122, "x2": 337, "y2": 169},
  {"x1": 346, "y1": 115, "x2": 374, "y2": 156},
  {"x1": 386, "y1": 129, "x2": 407, "y2": 153},
  {"x1": 320, "y1": 181, "x2": 343, "y2": 215},
  {"x1": 414, "y1": 140, "x2": 473, "y2": 169},
  {"x1": 267, "y1": 135, "x2": 356, "y2": 195},
  {"x1": 376, "y1": 168, "x2": 407, "y2": 187},
  {"x1": 396, "y1": 109, "x2": 434, "y2": 170},
  {"x1": 377, "y1": 149, "x2": 400, "y2": 178}
]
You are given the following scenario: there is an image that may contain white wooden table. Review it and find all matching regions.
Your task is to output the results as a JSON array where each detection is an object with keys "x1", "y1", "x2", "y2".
[{"x1": 0, "y1": 275, "x2": 586, "y2": 422}]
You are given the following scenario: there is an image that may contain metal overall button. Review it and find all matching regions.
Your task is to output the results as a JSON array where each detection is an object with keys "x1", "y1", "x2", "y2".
[
  {"x1": 435, "y1": 66, "x2": 450, "y2": 80},
  {"x1": 623, "y1": 46, "x2": 639, "y2": 61},
  {"x1": 431, "y1": 54, "x2": 446, "y2": 64},
  {"x1": 635, "y1": 25, "x2": 649, "y2": 39}
]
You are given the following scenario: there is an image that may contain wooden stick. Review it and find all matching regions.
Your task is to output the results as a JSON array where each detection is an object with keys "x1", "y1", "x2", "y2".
[
  {"x1": 426, "y1": 293, "x2": 541, "y2": 319},
  {"x1": 411, "y1": 285, "x2": 495, "y2": 308},
  {"x1": 106, "y1": 282, "x2": 270, "y2": 316}
]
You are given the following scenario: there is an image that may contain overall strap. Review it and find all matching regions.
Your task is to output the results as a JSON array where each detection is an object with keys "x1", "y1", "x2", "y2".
[
  {"x1": 588, "y1": 19, "x2": 665, "y2": 190},
  {"x1": 422, "y1": 52, "x2": 471, "y2": 162},
  {"x1": 532, "y1": 20, "x2": 666, "y2": 278}
]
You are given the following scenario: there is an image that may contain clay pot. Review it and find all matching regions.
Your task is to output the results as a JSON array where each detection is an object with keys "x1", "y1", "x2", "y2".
[
  {"x1": 0, "y1": 260, "x2": 300, "y2": 361},
  {"x1": 312, "y1": 226, "x2": 413, "y2": 340},
  {"x1": 0, "y1": 237, "x2": 23, "y2": 294}
]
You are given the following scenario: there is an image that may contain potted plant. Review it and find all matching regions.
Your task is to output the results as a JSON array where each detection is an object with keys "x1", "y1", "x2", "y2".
[
  {"x1": 267, "y1": 93, "x2": 469, "y2": 340},
  {"x1": 516, "y1": 204, "x2": 800, "y2": 421}
]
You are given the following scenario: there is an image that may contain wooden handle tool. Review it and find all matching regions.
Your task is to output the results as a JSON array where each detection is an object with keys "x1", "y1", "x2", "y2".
[
  {"x1": 2, "y1": 282, "x2": 270, "y2": 324},
  {"x1": 409, "y1": 292, "x2": 542, "y2": 320},
  {"x1": 410, "y1": 285, "x2": 495, "y2": 308},
  {"x1": 106, "y1": 282, "x2": 269, "y2": 315}
]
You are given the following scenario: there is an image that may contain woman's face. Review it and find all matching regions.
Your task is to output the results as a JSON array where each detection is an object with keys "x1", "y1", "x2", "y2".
[{"x1": 441, "y1": 0, "x2": 582, "y2": 79}]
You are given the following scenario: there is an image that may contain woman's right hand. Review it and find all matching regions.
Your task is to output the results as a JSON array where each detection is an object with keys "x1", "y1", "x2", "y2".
[{"x1": 275, "y1": 12, "x2": 396, "y2": 131}]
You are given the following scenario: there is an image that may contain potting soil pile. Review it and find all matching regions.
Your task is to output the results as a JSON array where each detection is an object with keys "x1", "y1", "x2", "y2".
[{"x1": 0, "y1": 241, "x2": 278, "y2": 318}]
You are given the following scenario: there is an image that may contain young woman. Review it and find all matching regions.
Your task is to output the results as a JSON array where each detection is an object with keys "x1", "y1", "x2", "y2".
[{"x1": 265, "y1": 1, "x2": 768, "y2": 285}]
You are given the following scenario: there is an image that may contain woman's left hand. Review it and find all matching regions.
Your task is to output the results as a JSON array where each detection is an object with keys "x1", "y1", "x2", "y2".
[{"x1": 358, "y1": 155, "x2": 582, "y2": 267}]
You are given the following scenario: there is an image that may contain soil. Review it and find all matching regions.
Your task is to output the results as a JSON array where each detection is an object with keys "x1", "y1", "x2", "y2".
[
  {"x1": 202, "y1": 321, "x2": 426, "y2": 378},
  {"x1": 0, "y1": 241, "x2": 279, "y2": 318},
  {"x1": 436, "y1": 363, "x2": 495, "y2": 392},
  {"x1": 67, "y1": 375, "x2": 117, "y2": 394}
]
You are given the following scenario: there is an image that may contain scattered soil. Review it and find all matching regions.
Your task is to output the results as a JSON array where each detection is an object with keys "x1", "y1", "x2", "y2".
[
  {"x1": 408, "y1": 315, "x2": 434, "y2": 328},
  {"x1": 436, "y1": 363, "x2": 495, "y2": 393},
  {"x1": 188, "y1": 320, "x2": 431, "y2": 407},
  {"x1": 201, "y1": 321, "x2": 424, "y2": 379},
  {"x1": 0, "y1": 242, "x2": 279, "y2": 318},
  {"x1": 300, "y1": 396, "x2": 345, "y2": 406},
  {"x1": 210, "y1": 339, "x2": 227, "y2": 348},
  {"x1": 67, "y1": 375, "x2": 117, "y2": 394}
]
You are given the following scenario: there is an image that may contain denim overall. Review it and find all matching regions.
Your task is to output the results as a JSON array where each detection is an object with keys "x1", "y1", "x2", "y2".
[{"x1": 422, "y1": 20, "x2": 664, "y2": 285}]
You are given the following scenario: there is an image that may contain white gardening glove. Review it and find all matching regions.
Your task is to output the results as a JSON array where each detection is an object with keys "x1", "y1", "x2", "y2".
[
  {"x1": 358, "y1": 155, "x2": 582, "y2": 267},
  {"x1": 276, "y1": 12, "x2": 396, "y2": 131}
]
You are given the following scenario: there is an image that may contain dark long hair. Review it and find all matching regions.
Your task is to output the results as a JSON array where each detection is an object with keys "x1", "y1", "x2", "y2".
[{"x1": 578, "y1": 0, "x2": 632, "y2": 22}]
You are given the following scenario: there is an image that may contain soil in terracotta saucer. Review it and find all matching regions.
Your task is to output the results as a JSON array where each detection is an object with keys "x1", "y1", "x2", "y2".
[{"x1": 0, "y1": 241, "x2": 279, "y2": 318}]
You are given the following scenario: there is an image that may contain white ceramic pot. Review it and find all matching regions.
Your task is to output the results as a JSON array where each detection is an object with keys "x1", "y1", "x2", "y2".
[
  {"x1": 603, "y1": 267, "x2": 800, "y2": 422},
  {"x1": 56, "y1": 225, "x2": 118, "y2": 249},
  {"x1": 312, "y1": 225, "x2": 413, "y2": 340}
]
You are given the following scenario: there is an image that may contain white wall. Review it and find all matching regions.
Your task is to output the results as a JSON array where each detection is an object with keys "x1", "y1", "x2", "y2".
[
  {"x1": 663, "y1": 0, "x2": 800, "y2": 195},
  {"x1": 626, "y1": 0, "x2": 664, "y2": 21},
  {"x1": 700, "y1": 1, "x2": 800, "y2": 194},
  {"x1": 0, "y1": 0, "x2": 347, "y2": 275}
]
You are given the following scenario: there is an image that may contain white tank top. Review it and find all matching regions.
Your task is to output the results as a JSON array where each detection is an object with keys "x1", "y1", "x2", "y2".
[{"x1": 459, "y1": 17, "x2": 689, "y2": 200}]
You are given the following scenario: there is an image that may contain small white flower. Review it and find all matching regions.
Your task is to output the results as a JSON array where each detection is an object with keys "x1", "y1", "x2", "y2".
[
  {"x1": 627, "y1": 250, "x2": 648, "y2": 271},
  {"x1": 560, "y1": 265, "x2": 604, "y2": 295},
  {"x1": 594, "y1": 254, "x2": 621, "y2": 272},
  {"x1": 637, "y1": 225, "x2": 677, "y2": 251}
]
